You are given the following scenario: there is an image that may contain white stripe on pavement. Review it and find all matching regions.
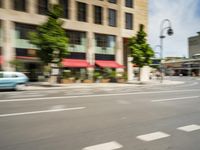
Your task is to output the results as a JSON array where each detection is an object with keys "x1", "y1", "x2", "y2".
[
  {"x1": 136, "y1": 131, "x2": 170, "y2": 142},
  {"x1": 177, "y1": 124, "x2": 200, "y2": 132},
  {"x1": 151, "y1": 96, "x2": 200, "y2": 102},
  {"x1": 0, "y1": 89, "x2": 200, "y2": 103},
  {"x1": 82, "y1": 141, "x2": 123, "y2": 150},
  {"x1": 0, "y1": 107, "x2": 85, "y2": 118}
]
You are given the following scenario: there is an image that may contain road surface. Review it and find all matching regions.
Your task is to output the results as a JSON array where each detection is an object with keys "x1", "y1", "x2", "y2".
[{"x1": 0, "y1": 77, "x2": 200, "y2": 150}]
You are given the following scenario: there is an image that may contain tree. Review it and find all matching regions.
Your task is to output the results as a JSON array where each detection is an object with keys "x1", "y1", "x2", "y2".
[
  {"x1": 128, "y1": 24, "x2": 154, "y2": 80},
  {"x1": 29, "y1": 4, "x2": 68, "y2": 72}
]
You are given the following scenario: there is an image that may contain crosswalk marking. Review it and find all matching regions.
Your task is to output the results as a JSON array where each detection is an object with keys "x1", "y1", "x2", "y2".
[
  {"x1": 136, "y1": 131, "x2": 170, "y2": 142},
  {"x1": 82, "y1": 141, "x2": 123, "y2": 150},
  {"x1": 177, "y1": 124, "x2": 200, "y2": 132}
]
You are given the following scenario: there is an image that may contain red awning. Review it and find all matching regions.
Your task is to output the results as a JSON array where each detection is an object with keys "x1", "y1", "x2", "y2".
[
  {"x1": 95, "y1": 60, "x2": 125, "y2": 68},
  {"x1": 62, "y1": 59, "x2": 92, "y2": 68},
  {"x1": 0, "y1": 56, "x2": 3, "y2": 65},
  {"x1": 16, "y1": 56, "x2": 39, "y2": 60}
]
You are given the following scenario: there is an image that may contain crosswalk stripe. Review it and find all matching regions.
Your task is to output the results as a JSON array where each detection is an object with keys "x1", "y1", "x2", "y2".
[
  {"x1": 136, "y1": 131, "x2": 170, "y2": 142},
  {"x1": 177, "y1": 124, "x2": 200, "y2": 132},
  {"x1": 82, "y1": 141, "x2": 123, "y2": 150}
]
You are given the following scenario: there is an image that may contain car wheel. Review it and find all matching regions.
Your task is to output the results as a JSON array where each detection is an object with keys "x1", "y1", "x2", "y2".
[{"x1": 15, "y1": 84, "x2": 26, "y2": 91}]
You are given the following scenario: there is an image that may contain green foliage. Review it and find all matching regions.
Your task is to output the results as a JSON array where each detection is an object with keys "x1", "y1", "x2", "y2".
[
  {"x1": 102, "y1": 68, "x2": 116, "y2": 79},
  {"x1": 10, "y1": 59, "x2": 25, "y2": 72},
  {"x1": 128, "y1": 24, "x2": 154, "y2": 68},
  {"x1": 29, "y1": 4, "x2": 69, "y2": 65}
]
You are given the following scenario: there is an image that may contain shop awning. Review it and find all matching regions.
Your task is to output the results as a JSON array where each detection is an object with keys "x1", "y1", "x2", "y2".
[
  {"x1": 16, "y1": 56, "x2": 39, "y2": 60},
  {"x1": 0, "y1": 56, "x2": 3, "y2": 65},
  {"x1": 95, "y1": 60, "x2": 125, "y2": 68},
  {"x1": 62, "y1": 59, "x2": 92, "y2": 68}
]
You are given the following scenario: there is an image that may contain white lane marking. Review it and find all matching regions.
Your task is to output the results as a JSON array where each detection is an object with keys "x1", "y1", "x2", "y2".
[
  {"x1": 136, "y1": 131, "x2": 170, "y2": 142},
  {"x1": 83, "y1": 141, "x2": 123, "y2": 150},
  {"x1": 0, "y1": 107, "x2": 85, "y2": 118},
  {"x1": 177, "y1": 124, "x2": 200, "y2": 132},
  {"x1": 151, "y1": 96, "x2": 200, "y2": 102},
  {"x1": 8, "y1": 94, "x2": 46, "y2": 98},
  {"x1": 1, "y1": 89, "x2": 200, "y2": 103}
]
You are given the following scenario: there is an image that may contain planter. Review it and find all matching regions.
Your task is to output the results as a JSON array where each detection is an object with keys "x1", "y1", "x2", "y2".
[
  {"x1": 83, "y1": 79, "x2": 93, "y2": 83},
  {"x1": 100, "y1": 79, "x2": 110, "y2": 83},
  {"x1": 117, "y1": 78, "x2": 126, "y2": 83},
  {"x1": 62, "y1": 78, "x2": 75, "y2": 84}
]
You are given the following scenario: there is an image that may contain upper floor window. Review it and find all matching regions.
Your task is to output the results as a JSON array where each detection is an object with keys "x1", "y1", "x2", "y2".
[
  {"x1": 0, "y1": 0, "x2": 3, "y2": 8},
  {"x1": 94, "y1": 6, "x2": 103, "y2": 24},
  {"x1": 66, "y1": 30, "x2": 86, "y2": 45},
  {"x1": 59, "y1": 0, "x2": 69, "y2": 19},
  {"x1": 125, "y1": 0, "x2": 133, "y2": 8},
  {"x1": 15, "y1": 23, "x2": 36, "y2": 39},
  {"x1": 38, "y1": 0, "x2": 48, "y2": 15},
  {"x1": 108, "y1": 0, "x2": 117, "y2": 4},
  {"x1": 108, "y1": 9, "x2": 117, "y2": 27},
  {"x1": 13, "y1": 0, "x2": 26, "y2": 12},
  {"x1": 77, "y1": 2, "x2": 87, "y2": 22},
  {"x1": 95, "y1": 34, "x2": 116, "y2": 48},
  {"x1": 125, "y1": 13, "x2": 133, "y2": 30}
]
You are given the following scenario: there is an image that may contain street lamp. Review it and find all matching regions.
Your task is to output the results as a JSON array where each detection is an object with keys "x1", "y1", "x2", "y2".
[
  {"x1": 154, "y1": 45, "x2": 161, "y2": 58},
  {"x1": 159, "y1": 19, "x2": 174, "y2": 83}
]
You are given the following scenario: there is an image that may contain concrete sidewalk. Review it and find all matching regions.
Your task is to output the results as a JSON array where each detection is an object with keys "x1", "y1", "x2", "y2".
[{"x1": 26, "y1": 79, "x2": 184, "y2": 91}]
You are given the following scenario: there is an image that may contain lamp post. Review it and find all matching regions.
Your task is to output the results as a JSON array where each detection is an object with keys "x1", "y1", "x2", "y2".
[
  {"x1": 154, "y1": 45, "x2": 161, "y2": 58},
  {"x1": 159, "y1": 19, "x2": 174, "y2": 83}
]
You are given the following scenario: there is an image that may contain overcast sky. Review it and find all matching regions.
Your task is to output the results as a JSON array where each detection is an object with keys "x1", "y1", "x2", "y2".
[{"x1": 148, "y1": 0, "x2": 200, "y2": 58}]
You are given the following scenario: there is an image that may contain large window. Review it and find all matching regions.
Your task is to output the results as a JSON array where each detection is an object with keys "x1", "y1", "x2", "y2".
[
  {"x1": 125, "y1": 0, "x2": 133, "y2": 8},
  {"x1": 13, "y1": 0, "x2": 26, "y2": 12},
  {"x1": 0, "y1": 0, "x2": 2, "y2": 8},
  {"x1": 38, "y1": 0, "x2": 48, "y2": 15},
  {"x1": 95, "y1": 34, "x2": 116, "y2": 48},
  {"x1": 94, "y1": 6, "x2": 103, "y2": 24},
  {"x1": 125, "y1": 13, "x2": 133, "y2": 30},
  {"x1": 66, "y1": 30, "x2": 86, "y2": 45},
  {"x1": 108, "y1": 0, "x2": 117, "y2": 4},
  {"x1": 77, "y1": 2, "x2": 87, "y2": 22},
  {"x1": 15, "y1": 23, "x2": 36, "y2": 39},
  {"x1": 59, "y1": 0, "x2": 69, "y2": 19},
  {"x1": 108, "y1": 9, "x2": 117, "y2": 27}
]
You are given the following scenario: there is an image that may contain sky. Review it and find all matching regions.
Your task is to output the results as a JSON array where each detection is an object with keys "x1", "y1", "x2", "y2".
[{"x1": 148, "y1": 0, "x2": 200, "y2": 58}]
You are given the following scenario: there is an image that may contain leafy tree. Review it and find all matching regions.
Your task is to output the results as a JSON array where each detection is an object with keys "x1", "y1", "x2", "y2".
[
  {"x1": 29, "y1": 4, "x2": 69, "y2": 66},
  {"x1": 128, "y1": 24, "x2": 154, "y2": 80}
]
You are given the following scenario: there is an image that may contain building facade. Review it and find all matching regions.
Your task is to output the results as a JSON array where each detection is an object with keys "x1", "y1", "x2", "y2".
[
  {"x1": 0, "y1": 0, "x2": 148, "y2": 80},
  {"x1": 188, "y1": 32, "x2": 200, "y2": 58}
]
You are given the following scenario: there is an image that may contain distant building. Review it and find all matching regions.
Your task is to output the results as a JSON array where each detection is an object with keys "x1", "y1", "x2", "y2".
[
  {"x1": 0, "y1": 0, "x2": 148, "y2": 81},
  {"x1": 188, "y1": 32, "x2": 200, "y2": 58}
]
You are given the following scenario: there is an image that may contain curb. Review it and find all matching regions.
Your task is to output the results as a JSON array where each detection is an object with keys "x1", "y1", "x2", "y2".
[{"x1": 25, "y1": 80, "x2": 185, "y2": 91}]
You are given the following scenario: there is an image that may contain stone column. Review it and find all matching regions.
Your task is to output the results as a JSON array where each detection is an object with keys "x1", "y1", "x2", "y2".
[
  {"x1": 28, "y1": 0, "x2": 37, "y2": 14},
  {"x1": 87, "y1": 32, "x2": 95, "y2": 80},
  {"x1": 127, "y1": 56, "x2": 134, "y2": 81},
  {"x1": 70, "y1": 0, "x2": 76, "y2": 21},
  {"x1": 115, "y1": 36, "x2": 124, "y2": 72},
  {"x1": 50, "y1": 0, "x2": 58, "y2": 4},
  {"x1": 2, "y1": 20, "x2": 15, "y2": 71},
  {"x1": 4, "y1": 0, "x2": 11, "y2": 9}
]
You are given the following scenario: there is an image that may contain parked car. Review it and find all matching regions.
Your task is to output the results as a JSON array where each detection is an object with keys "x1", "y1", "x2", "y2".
[{"x1": 0, "y1": 71, "x2": 29, "y2": 90}]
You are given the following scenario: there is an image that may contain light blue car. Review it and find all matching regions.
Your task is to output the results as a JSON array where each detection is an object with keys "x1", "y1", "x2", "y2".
[{"x1": 0, "y1": 72, "x2": 29, "y2": 90}]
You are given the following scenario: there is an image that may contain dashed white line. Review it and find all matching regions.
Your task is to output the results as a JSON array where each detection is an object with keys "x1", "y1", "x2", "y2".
[
  {"x1": 151, "y1": 96, "x2": 200, "y2": 102},
  {"x1": 177, "y1": 124, "x2": 200, "y2": 132},
  {"x1": 136, "y1": 131, "x2": 170, "y2": 142},
  {"x1": 83, "y1": 141, "x2": 123, "y2": 150},
  {"x1": 1, "y1": 89, "x2": 200, "y2": 103},
  {"x1": 0, "y1": 107, "x2": 86, "y2": 118}
]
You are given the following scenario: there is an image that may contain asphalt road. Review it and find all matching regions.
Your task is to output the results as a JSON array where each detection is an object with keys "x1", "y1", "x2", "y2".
[{"x1": 0, "y1": 77, "x2": 200, "y2": 150}]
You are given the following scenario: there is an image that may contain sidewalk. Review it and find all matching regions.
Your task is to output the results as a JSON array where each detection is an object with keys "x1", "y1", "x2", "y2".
[{"x1": 26, "y1": 79, "x2": 184, "y2": 91}]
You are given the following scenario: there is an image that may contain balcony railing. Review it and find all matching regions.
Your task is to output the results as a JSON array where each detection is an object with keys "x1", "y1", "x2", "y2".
[{"x1": 95, "y1": 47, "x2": 115, "y2": 55}]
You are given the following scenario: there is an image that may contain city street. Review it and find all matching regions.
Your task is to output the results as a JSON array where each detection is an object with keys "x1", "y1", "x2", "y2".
[{"x1": 0, "y1": 77, "x2": 200, "y2": 150}]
